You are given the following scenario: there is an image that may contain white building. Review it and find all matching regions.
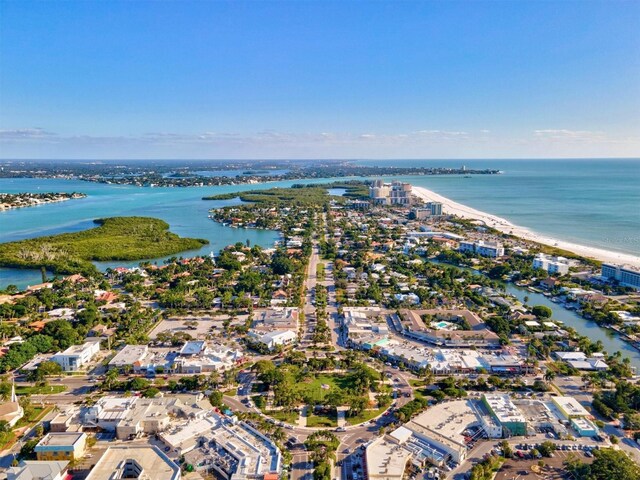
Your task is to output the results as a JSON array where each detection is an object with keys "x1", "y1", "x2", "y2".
[
  {"x1": 108, "y1": 345, "x2": 149, "y2": 370},
  {"x1": 602, "y1": 263, "x2": 640, "y2": 289},
  {"x1": 248, "y1": 329, "x2": 297, "y2": 350},
  {"x1": 0, "y1": 381, "x2": 23, "y2": 428},
  {"x1": 52, "y1": 340, "x2": 100, "y2": 372},
  {"x1": 83, "y1": 395, "x2": 208, "y2": 440},
  {"x1": 365, "y1": 400, "x2": 489, "y2": 478},
  {"x1": 459, "y1": 240, "x2": 504, "y2": 258},
  {"x1": 369, "y1": 180, "x2": 412, "y2": 206},
  {"x1": 533, "y1": 253, "x2": 570, "y2": 275},
  {"x1": 7, "y1": 460, "x2": 69, "y2": 480},
  {"x1": 86, "y1": 446, "x2": 180, "y2": 480}
]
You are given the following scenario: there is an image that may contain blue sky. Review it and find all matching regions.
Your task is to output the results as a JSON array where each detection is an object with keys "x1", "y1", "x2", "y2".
[{"x1": 1, "y1": 0, "x2": 639, "y2": 159}]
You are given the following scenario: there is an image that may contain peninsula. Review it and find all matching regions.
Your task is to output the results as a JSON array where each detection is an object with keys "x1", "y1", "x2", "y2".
[
  {"x1": 0, "y1": 216, "x2": 208, "y2": 276},
  {"x1": 0, "y1": 192, "x2": 86, "y2": 210},
  {"x1": 0, "y1": 159, "x2": 500, "y2": 188}
]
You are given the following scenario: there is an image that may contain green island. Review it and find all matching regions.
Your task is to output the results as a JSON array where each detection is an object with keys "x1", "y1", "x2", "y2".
[
  {"x1": 202, "y1": 181, "x2": 369, "y2": 205},
  {"x1": 0, "y1": 216, "x2": 208, "y2": 276}
]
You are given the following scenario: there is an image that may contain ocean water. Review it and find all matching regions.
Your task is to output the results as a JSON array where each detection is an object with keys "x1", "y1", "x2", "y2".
[
  {"x1": 357, "y1": 159, "x2": 640, "y2": 257},
  {"x1": 1, "y1": 160, "x2": 640, "y2": 366},
  {"x1": 1, "y1": 159, "x2": 639, "y2": 289}
]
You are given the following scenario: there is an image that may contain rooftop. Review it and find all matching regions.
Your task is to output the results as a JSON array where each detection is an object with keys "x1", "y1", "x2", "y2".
[
  {"x1": 86, "y1": 446, "x2": 180, "y2": 480},
  {"x1": 109, "y1": 345, "x2": 148, "y2": 367},
  {"x1": 35, "y1": 432, "x2": 85, "y2": 448},
  {"x1": 365, "y1": 436, "x2": 411, "y2": 479},
  {"x1": 483, "y1": 394, "x2": 526, "y2": 424},
  {"x1": 552, "y1": 396, "x2": 591, "y2": 418}
]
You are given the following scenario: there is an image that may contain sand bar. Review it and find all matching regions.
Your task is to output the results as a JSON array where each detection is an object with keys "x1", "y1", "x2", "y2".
[{"x1": 412, "y1": 185, "x2": 640, "y2": 268}]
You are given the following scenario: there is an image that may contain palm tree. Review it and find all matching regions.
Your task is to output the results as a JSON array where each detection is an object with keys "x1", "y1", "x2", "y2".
[{"x1": 544, "y1": 370, "x2": 556, "y2": 383}]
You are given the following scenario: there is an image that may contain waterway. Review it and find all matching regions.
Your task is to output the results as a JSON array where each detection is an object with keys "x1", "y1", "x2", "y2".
[
  {"x1": 1, "y1": 174, "x2": 639, "y2": 368},
  {"x1": 430, "y1": 260, "x2": 640, "y2": 368},
  {"x1": 504, "y1": 284, "x2": 640, "y2": 369}
]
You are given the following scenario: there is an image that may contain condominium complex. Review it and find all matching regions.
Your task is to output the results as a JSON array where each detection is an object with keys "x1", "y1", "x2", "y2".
[
  {"x1": 533, "y1": 253, "x2": 570, "y2": 275},
  {"x1": 370, "y1": 180, "x2": 413, "y2": 206},
  {"x1": 602, "y1": 263, "x2": 640, "y2": 289},
  {"x1": 459, "y1": 240, "x2": 504, "y2": 258}
]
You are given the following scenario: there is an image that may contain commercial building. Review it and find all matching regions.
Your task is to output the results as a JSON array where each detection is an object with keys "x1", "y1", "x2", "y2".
[
  {"x1": 533, "y1": 254, "x2": 570, "y2": 275},
  {"x1": 108, "y1": 342, "x2": 244, "y2": 374},
  {"x1": 365, "y1": 400, "x2": 498, "y2": 479},
  {"x1": 549, "y1": 396, "x2": 599, "y2": 437},
  {"x1": 85, "y1": 446, "x2": 180, "y2": 480},
  {"x1": 481, "y1": 394, "x2": 527, "y2": 437},
  {"x1": 365, "y1": 436, "x2": 412, "y2": 480},
  {"x1": 34, "y1": 432, "x2": 87, "y2": 461},
  {"x1": 108, "y1": 345, "x2": 149, "y2": 371},
  {"x1": 83, "y1": 395, "x2": 208, "y2": 439},
  {"x1": 7, "y1": 460, "x2": 69, "y2": 480},
  {"x1": 174, "y1": 344, "x2": 245, "y2": 374},
  {"x1": 554, "y1": 351, "x2": 609, "y2": 371},
  {"x1": 51, "y1": 340, "x2": 100, "y2": 372},
  {"x1": 159, "y1": 413, "x2": 282, "y2": 479},
  {"x1": 248, "y1": 329, "x2": 297, "y2": 350},
  {"x1": 399, "y1": 309, "x2": 501, "y2": 348},
  {"x1": 247, "y1": 307, "x2": 299, "y2": 351},
  {"x1": 459, "y1": 240, "x2": 504, "y2": 258},
  {"x1": 602, "y1": 263, "x2": 640, "y2": 289},
  {"x1": 551, "y1": 396, "x2": 590, "y2": 419}
]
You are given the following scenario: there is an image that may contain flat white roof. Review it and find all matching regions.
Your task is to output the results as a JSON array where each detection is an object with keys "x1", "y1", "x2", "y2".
[
  {"x1": 365, "y1": 437, "x2": 411, "y2": 479},
  {"x1": 552, "y1": 396, "x2": 591, "y2": 417},
  {"x1": 483, "y1": 394, "x2": 526, "y2": 424},
  {"x1": 86, "y1": 446, "x2": 180, "y2": 480}
]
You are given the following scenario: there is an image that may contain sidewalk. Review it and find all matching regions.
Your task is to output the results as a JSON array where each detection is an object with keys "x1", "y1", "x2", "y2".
[{"x1": 297, "y1": 405, "x2": 308, "y2": 427}]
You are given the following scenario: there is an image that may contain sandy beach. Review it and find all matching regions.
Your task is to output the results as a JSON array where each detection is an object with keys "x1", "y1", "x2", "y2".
[{"x1": 412, "y1": 185, "x2": 640, "y2": 268}]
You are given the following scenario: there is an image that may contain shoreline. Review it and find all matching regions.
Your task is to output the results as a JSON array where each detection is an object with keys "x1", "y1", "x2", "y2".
[{"x1": 412, "y1": 185, "x2": 640, "y2": 268}]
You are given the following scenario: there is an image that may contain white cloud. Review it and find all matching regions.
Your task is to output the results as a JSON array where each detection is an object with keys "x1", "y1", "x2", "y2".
[
  {"x1": 533, "y1": 129, "x2": 607, "y2": 142},
  {"x1": 1, "y1": 126, "x2": 637, "y2": 159},
  {"x1": 0, "y1": 128, "x2": 56, "y2": 139}
]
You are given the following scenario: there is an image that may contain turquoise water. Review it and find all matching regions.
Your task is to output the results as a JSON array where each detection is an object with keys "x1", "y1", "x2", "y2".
[
  {"x1": 2, "y1": 161, "x2": 640, "y2": 364},
  {"x1": 0, "y1": 177, "x2": 338, "y2": 288},
  {"x1": 358, "y1": 159, "x2": 640, "y2": 257},
  {"x1": 1, "y1": 159, "x2": 639, "y2": 288}
]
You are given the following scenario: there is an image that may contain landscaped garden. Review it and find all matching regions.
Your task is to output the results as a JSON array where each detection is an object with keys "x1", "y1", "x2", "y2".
[{"x1": 251, "y1": 356, "x2": 393, "y2": 426}]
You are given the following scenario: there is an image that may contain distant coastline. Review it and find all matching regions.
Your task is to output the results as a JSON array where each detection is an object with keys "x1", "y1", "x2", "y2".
[
  {"x1": 0, "y1": 192, "x2": 86, "y2": 211},
  {"x1": 412, "y1": 185, "x2": 640, "y2": 268}
]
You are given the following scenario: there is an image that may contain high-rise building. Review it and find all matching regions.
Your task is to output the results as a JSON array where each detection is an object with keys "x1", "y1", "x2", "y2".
[
  {"x1": 602, "y1": 263, "x2": 640, "y2": 289},
  {"x1": 427, "y1": 202, "x2": 443, "y2": 216},
  {"x1": 369, "y1": 180, "x2": 412, "y2": 205}
]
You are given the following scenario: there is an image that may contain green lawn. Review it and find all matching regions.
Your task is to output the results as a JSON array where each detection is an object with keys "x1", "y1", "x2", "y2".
[
  {"x1": 306, "y1": 410, "x2": 337, "y2": 428},
  {"x1": 413, "y1": 388, "x2": 429, "y2": 401},
  {"x1": 15, "y1": 406, "x2": 51, "y2": 428},
  {"x1": 345, "y1": 407, "x2": 387, "y2": 426},
  {"x1": 16, "y1": 385, "x2": 66, "y2": 395},
  {"x1": 316, "y1": 264, "x2": 325, "y2": 281},
  {"x1": 266, "y1": 410, "x2": 299, "y2": 423},
  {"x1": 297, "y1": 374, "x2": 355, "y2": 403}
]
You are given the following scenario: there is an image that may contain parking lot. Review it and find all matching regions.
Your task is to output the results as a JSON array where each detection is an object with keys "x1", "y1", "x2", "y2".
[
  {"x1": 495, "y1": 450, "x2": 594, "y2": 480},
  {"x1": 148, "y1": 315, "x2": 246, "y2": 340}
]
